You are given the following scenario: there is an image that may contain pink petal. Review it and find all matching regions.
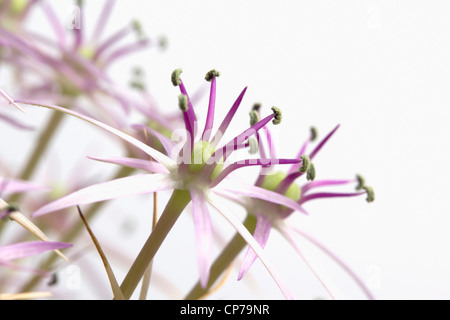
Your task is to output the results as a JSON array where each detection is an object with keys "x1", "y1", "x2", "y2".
[
  {"x1": 13, "y1": 100, "x2": 176, "y2": 169},
  {"x1": 131, "y1": 123, "x2": 176, "y2": 156},
  {"x1": 0, "y1": 241, "x2": 72, "y2": 261},
  {"x1": 207, "y1": 193, "x2": 294, "y2": 299},
  {"x1": 238, "y1": 214, "x2": 272, "y2": 280},
  {"x1": 87, "y1": 156, "x2": 169, "y2": 174},
  {"x1": 32, "y1": 173, "x2": 176, "y2": 217},
  {"x1": 0, "y1": 177, "x2": 47, "y2": 196},
  {"x1": 190, "y1": 189, "x2": 213, "y2": 289},
  {"x1": 288, "y1": 224, "x2": 375, "y2": 300},
  {"x1": 216, "y1": 180, "x2": 309, "y2": 215}
]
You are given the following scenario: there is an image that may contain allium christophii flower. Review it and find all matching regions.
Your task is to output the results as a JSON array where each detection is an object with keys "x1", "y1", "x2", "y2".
[
  {"x1": 0, "y1": 0, "x2": 156, "y2": 125},
  {"x1": 217, "y1": 111, "x2": 375, "y2": 299},
  {"x1": 8, "y1": 69, "x2": 311, "y2": 298}
]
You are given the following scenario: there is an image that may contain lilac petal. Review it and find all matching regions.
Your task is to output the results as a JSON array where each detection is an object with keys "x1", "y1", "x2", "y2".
[
  {"x1": 300, "y1": 192, "x2": 365, "y2": 204},
  {"x1": 309, "y1": 124, "x2": 340, "y2": 160},
  {"x1": 216, "y1": 181, "x2": 309, "y2": 215},
  {"x1": 0, "y1": 89, "x2": 25, "y2": 113},
  {"x1": 13, "y1": 100, "x2": 176, "y2": 170},
  {"x1": 0, "y1": 241, "x2": 72, "y2": 261},
  {"x1": 201, "y1": 77, "x2": 217, "y2": 142},
  {"x1": 288, "y1": 224, "x2": 375, "y2": 300},
  {"x1": 301, "y1": 179, "x2": 355, "y2": 194},
  {"x1": 91, "y1": 0, "x2": 116, "y2": 42},
  {"x1": 40, "y1": 1, "x2": 67, "y2": 48},
  {"x1": 190, "y1": 189, "x2": 213, "y2": 289},
  {"x1": 0, "y1": 177, "x2": 47, "y2": 196},
  {"x1": 132, "y1": 123, "x2": 176, "y2": 156},
  {"x1": 0, "y1": 113, "x2": 34, "y2": 130},
  {"x1": 210, "y1": 158, "x2": 300, "y2": 188},
  {"x1": 32, "y1": 173, "x2": 176, "y2": 217},
  {"x1": 210, "y1": 87, "x2": 248, "y2": 147},
  {"x1": 206, "y1": 193, "x2": 294, "y2": 299},
  {"x1": 87, "y1": 156, "x2": 169, "y2": 174},
  {"x1": 277, "y1": 224, "x2": 340, "y2": 300},
  {"x1": 238, "y1": 214, "x2": 272, "y2": 280},
  {"x1": 0, "y1": 260, "x2": 49, "y2": 276}
]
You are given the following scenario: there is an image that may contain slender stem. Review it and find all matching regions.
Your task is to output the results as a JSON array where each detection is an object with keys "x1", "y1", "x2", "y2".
[
  {"x1": 19, "y1": 165, "x2": 135, "y2": 292},
  {"x1": 185, "y1": 214, "x2": 257, "y2": 300},
  {"x1": 120, "y1": 189, "x2": 191, "y2": 300},
  {"x1": 19, "y1": 111, "x2": 64, "y2": 182},
  {"x1": 0, "y1": 111, "x2": 65, "y2": 237},
  {"x1": 139, "y1": 192, "x2": 158, "y2": 300}
]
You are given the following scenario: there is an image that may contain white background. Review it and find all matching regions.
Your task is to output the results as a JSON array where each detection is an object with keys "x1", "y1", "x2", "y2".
[{"x1": 2, "y1": 0, "x2": 450, "y2": 300}]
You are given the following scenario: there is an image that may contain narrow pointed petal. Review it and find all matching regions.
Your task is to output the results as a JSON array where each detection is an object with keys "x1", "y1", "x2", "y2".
[
  {"x1": 0, "y1": 241, "x2": 72, "y2": 261},
  {"x1": 215, "y1": 180, "x2": 308, "y2": 215},
  {"x1": 277, "y1": 223, "x2": 341, "y2": 300},
  {"x1": 87, "y1": 156, "x2": 169, "y2": 174},
  {"x1": 202, "y1": 77, "x2": 217, "y2": 142},
  {"x1": 206, "y1": 193, "x2": 294, "y2": 299},
  {"x1": 32, "y1": 173, "x2": 176, "y2": 217},
  {"x1": 238, "y1": 214, "x2": 272, "y2": 280},
  {"x1": 309, "y1": 124, "x2": 340, "y2": 160},
  {"x1": 132, "y1": 124, "x2": 176, "y2": 156},
  {"x1": 0, "y1": 89, "x2": 25, "y2": 113},
  {"x1": 13, "y1": 100, "x2": 176, "y2": 169},
  {"x1": 0, "y1": 113, "x2": 34, "y2": 130},
  {"x1": 301, "y1": 179, "x2": 354, "y2": 194},
  {"x1": 0, "y1": 199, "x2": 68, "y2": 261},
  {"x1": 210, "y1": 87, "x2": 247, "y2": 147},
  {"x1": 0, "y1": 178, "x2": 47, "y2": 196},
  {"x1": 300, "y1": 192, "x2": 365, "y2": 204},
  {"x1": 287, "y1": 223, "x2": 375, "y2": 300},
  {"x1": 190, "y1": 189, "x2": 213, "y2": 289}
]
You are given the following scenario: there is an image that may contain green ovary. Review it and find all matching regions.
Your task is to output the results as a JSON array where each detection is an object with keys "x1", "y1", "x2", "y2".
[
  {"x1": 260, "y1": 171, "x2": 301, "y2": 202},
  {"x1": 189, "y1": 141, "x2": 223, "y2": 180}
]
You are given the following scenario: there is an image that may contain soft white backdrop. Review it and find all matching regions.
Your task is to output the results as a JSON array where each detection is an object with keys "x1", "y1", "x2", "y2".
[{"x1": 2, "y1": 0, "x2": 450, "y2": 300}]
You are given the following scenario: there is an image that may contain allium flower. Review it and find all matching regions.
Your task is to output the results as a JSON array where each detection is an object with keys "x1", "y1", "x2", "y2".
[
  {"x1": 0, "y1": 0, "x2": 156, "y2": 126},
  {"x1": 7, "y1": 69, "x2": 312, "y2": 299},
  {"x1": 217, "y1": 110, "x2": 375, "y2": 299}
]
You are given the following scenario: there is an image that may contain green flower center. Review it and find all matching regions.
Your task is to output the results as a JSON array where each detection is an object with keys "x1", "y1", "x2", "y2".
[
  {"x1": 189, "y1": 141, "x2": 223, "y2": 180},
  {"x1": 260, "y1": 171, "x2": 301, "y2": 202}
]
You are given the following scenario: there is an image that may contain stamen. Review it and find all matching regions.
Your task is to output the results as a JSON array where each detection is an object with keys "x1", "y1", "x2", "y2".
[
  {"x1": 307, "y1": 163, "x2": 316, "y2": 181},
  {"x1": 205, "y1": 69, "x2": 221, "y2": 82},
  {"x1": 171, "y1": 68, "x2": 183, "y2": 86},
  {"x1": 356, "y1": 174, "x2": 365, "y2": 191},
  {"x1": 271, "y1": 107, "x2": 282, "y2": 125},
  {"x1": 202, "y1": 69, "x2": 220, "y2": 142},
  {"x1": 248, "y1": 137, "x2": 259, "y2": 154},
  {"x1": 310, "y1": 127, "x2": 318, "y2": 142},
  {"x1": 252, "y1": 103, "x2": 262, "y2": 112},
  {"x1": 299, "y1": 155, "x2": 311, "y2": 173},
  {"x1": 249, "y1": 110, "x2": 259, "y2": 126},
  {"x1": 363, "y1": 186, "x2": 375, "y2": 203},
  {"x1": 178, "y1": 94, "x2": 188, "y2": 111}
]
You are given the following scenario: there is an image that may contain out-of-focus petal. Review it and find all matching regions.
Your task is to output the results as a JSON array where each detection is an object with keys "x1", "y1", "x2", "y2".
[
  {"x1": 32, "y1": 173, "x2": 177, "y2": 217},
  {"x1": 190, "y1": 189, "x2": 213, "y2": 289},
  {"x1": 238, "y1": 214, "x2": 272, "y2": 280},
  {"x1": 207, "y1": 193, "x2": 294, "y2": 300},
  {"x1": 87, "y1": 156, "x2": 169, "y2": 174},
  {"x1": 0, "y1": 241, "x2": 72, "y2": 261}
]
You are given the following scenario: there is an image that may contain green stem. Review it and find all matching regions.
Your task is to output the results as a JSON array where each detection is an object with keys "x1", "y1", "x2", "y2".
[
  {"x1": 17, "y1": 111, "x2": 64, "y2": 187},
  {"x1": 0, "y1": 111, "x2": 65, "y2": 238},
  {"x1": 120, "y1": 189, "x2": 191, "y2": 300},
  {"x1": 19, "y1": 165, "x2": 135, "y2": 292},
  {"x1": 185, "y1": 214, "x2": 257, "y2": 300}
]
